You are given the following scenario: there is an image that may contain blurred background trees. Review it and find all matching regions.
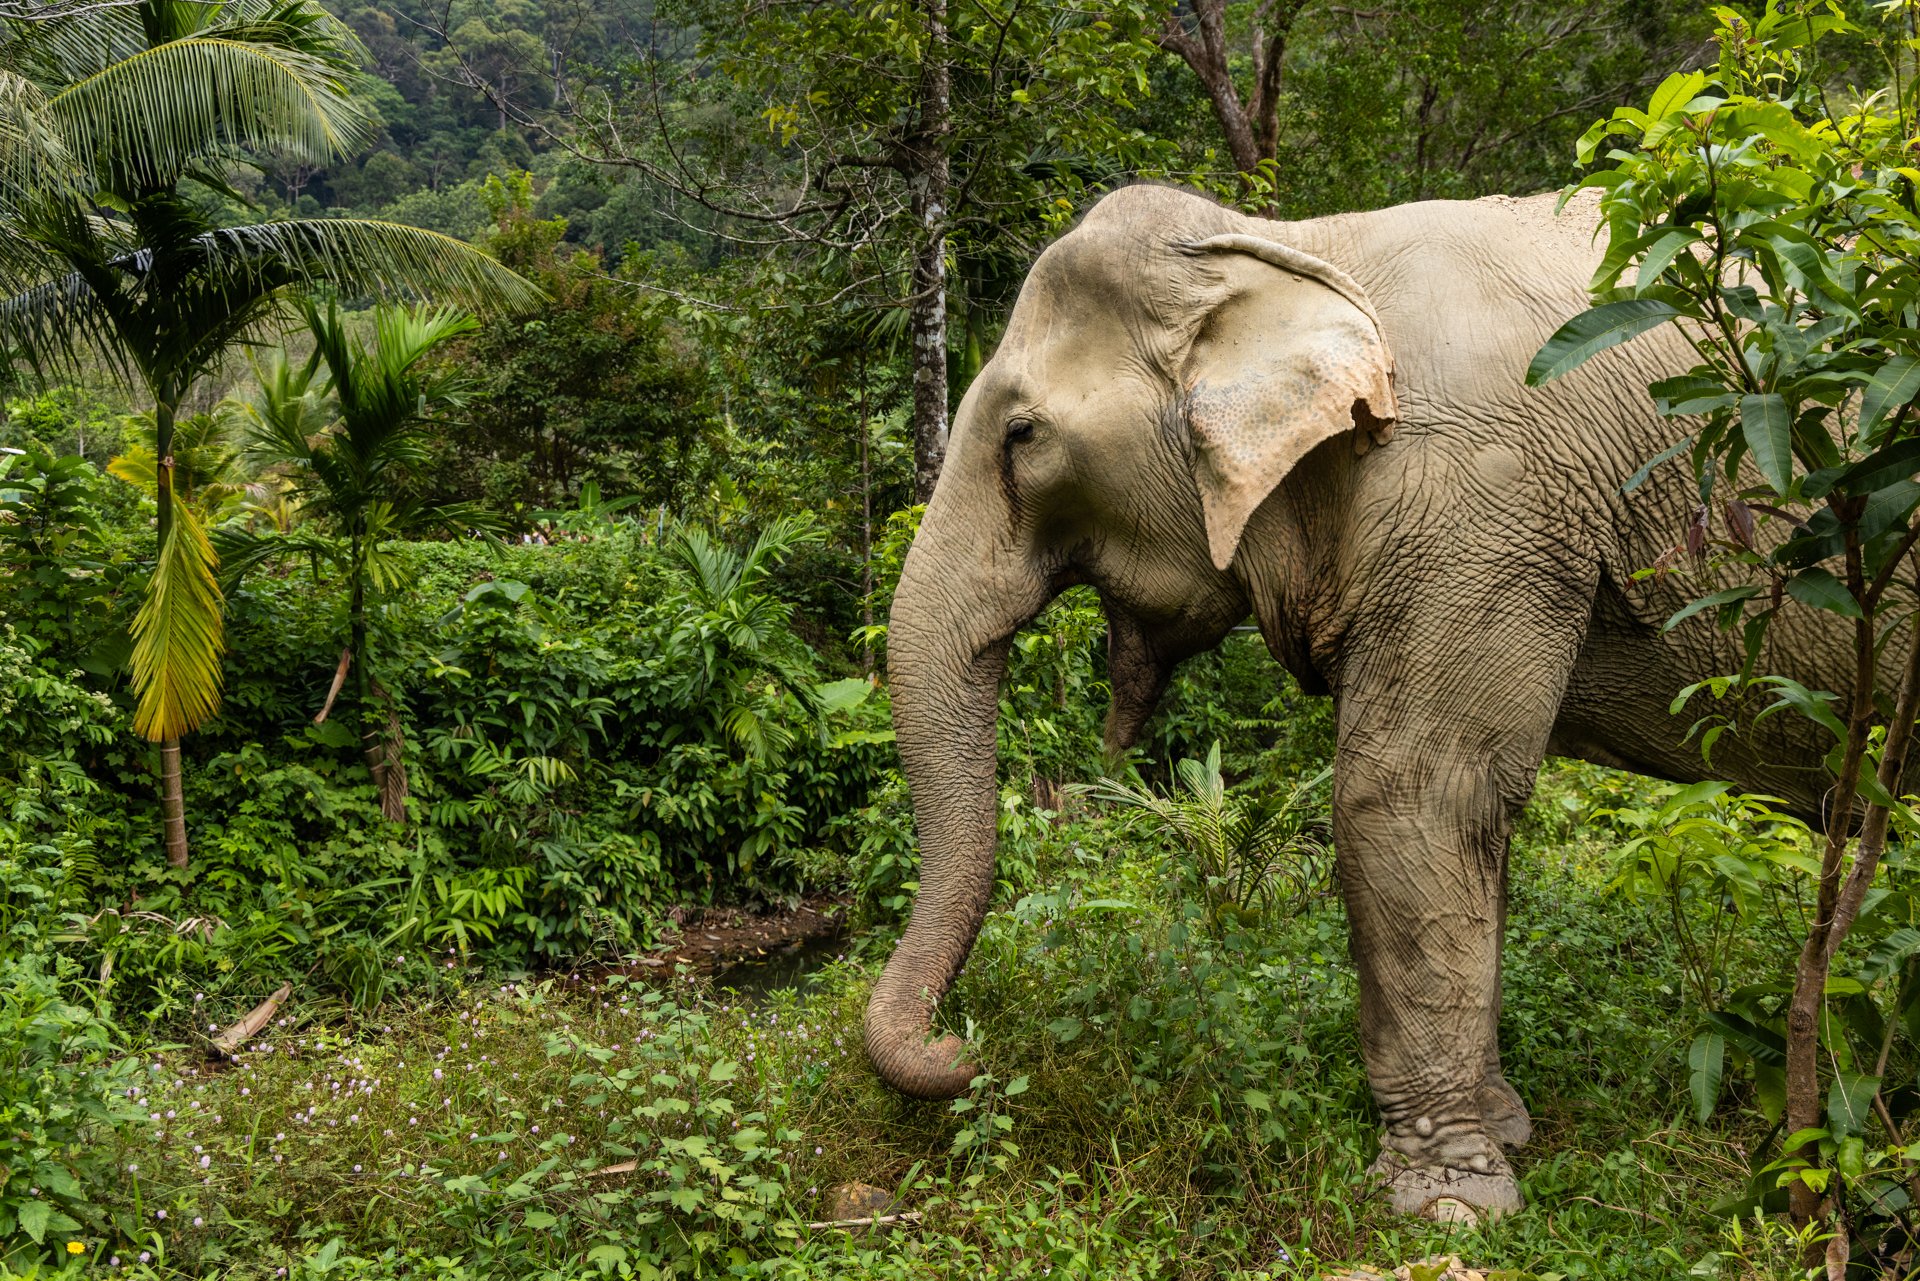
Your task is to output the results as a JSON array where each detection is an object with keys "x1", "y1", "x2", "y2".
[{"x1": 0, "y1": 0, "x2": 1711, "y2": 974}]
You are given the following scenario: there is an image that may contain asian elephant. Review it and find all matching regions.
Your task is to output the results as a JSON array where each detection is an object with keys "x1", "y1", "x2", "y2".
[{"x1": 864, "y1": 182, "x2": 1851, "y2": 1219}]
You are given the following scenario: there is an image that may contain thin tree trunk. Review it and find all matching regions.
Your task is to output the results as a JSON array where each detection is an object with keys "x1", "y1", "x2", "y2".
[
  {"x1": 347, "y1": 538, "x2": 406, "y2": 824},
  {"x1": 1786, "y1": 528, "x2": 1875, "y2": 1227},
  {"x1": 1158, "y1": 0, "x2": 1308, "y2": 209},
  {"x1": 154, "y1": 397, "x2": 190, "y2": 869},
  {"x1": 859, "y1": 348, "x2": 875, "y2": 676},
  {"x1": 160, "y1": 738, "x2": 188, "y2": 868},
  {"x1": 908, "y1": 0, "x2": 952, "y2": 503}
]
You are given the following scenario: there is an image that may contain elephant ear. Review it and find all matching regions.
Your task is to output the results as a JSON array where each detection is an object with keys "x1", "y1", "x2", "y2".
[{"x1": 1179, "y1": 234, "x2": 1398, "y2": 571}]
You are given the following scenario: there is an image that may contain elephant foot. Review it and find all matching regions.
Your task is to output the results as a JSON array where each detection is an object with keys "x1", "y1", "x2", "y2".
[
  {"x1": 1476, "y1": 1074, "x2": 1532, "y2": 1149},
  {"x1": 1368, "y1": 1142, "x2": 1522, "y2": 1223}
]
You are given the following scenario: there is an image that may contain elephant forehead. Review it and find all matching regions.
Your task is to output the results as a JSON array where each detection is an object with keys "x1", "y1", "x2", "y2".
[{"x1": 1012, "y1": 230, "x2": 1203, "y2": 351}]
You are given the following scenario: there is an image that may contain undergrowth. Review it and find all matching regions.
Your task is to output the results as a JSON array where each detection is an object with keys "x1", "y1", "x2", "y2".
[{"x1": 0, "y1": 761, "x2": 1809, "y2": 1280}]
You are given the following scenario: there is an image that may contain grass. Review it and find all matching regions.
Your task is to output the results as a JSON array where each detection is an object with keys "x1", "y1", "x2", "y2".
[{"x1": 11, "y1": 762, "x2": 1815, "y2": 1280}]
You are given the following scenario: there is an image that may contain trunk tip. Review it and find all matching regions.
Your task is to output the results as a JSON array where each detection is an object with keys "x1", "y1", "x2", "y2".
[{"x1": 864, "y1": 1022, "x2": 978, "y2": 1101}]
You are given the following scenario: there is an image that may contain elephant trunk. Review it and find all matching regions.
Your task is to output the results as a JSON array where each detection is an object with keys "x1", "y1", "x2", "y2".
[{"x1": 864, "y1": 539, "x2": 1035, "y2": 1099}]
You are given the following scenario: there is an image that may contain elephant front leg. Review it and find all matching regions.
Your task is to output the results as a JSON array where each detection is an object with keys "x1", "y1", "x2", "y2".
[{"x1": 1335, "y1": 739, "x2": 1537, "y2": 1220}]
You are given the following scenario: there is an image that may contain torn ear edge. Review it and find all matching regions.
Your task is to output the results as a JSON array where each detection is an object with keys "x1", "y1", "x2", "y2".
[{"x1": 1350, "y1": 393, "x2": 1396, "y2": 456}]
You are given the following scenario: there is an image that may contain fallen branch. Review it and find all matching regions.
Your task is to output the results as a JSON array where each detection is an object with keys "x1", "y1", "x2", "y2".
[
  {"x1": 803, "y1": 1211, "x2": 924, "y2": 1231},
  {"x1": 210, "y1": 982, "x2": 291, "y2": 1057}
]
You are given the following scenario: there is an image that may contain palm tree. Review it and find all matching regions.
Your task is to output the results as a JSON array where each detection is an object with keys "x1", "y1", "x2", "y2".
[
  {"x1": 107, "y1": 405, "x2": 273, "y2": 524},
  {"x1": 0, "y1": 0, "x2": 538, "y2": 866},
  {"x1": 233, "y1": 300, "x2": 487, "y2": 822}
]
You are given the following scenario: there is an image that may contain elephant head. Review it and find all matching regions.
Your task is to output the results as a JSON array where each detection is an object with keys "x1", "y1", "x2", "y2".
[{"x1": 866, "y1": 184, "x2": 1398, "y2": 1099}]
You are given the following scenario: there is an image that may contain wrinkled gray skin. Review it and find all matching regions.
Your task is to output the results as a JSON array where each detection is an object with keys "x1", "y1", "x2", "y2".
[{"x1": 865, "y1": 183, "x2": 1847, "y2": 1219}]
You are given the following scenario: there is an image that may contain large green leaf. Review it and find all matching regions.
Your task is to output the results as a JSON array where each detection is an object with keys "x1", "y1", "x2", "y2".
[
  {"x1": 197, "y1": 218, "x2": 541, "y2": 314},
  {"x1": 1688, "y1": 1029, "x2": 1726, "y2": 1124},
  {"x1": 129, "y1": 500, "x2": 225, "y2": 740},
  {"x1": 1783, "y1": 567, "x2": 1863, "y2": 619},
  {"x1": 1857, "y1": 355, "x2": 1920, "y2": 445},
  {"x1": 1661, "y1": 585, "x2": 1761, "y2": 632},
  {"x1": 1526, "y1": 299, "x2": 1681, "y2": 386},
  {"x1": 1740, "y1": 393, "x2": 1794, "y2": 493},
  {"x1": 1840, "y1": 437, "x2": 1920, "y2": 497}
]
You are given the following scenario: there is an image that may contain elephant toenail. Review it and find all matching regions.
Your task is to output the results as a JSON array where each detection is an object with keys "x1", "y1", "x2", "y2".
[{"x1": 1414, "y1": 1116, "x2": 1434, "y2": 1137}]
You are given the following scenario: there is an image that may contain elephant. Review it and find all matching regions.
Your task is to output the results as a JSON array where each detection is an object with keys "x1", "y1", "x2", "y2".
[{"x1": 863, "y1": 181, "x2": 1853, "y2": 1219}]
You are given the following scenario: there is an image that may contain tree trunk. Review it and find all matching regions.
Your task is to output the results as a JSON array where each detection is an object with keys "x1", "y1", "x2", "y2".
[
  {"x1": 348, "y1": 538, "x2": 408, "y2": 825},
  {"x1": 1785, "y1": 529, "x2": 1875, "y2": 1230},
  {"x1": 160, "y1": 738, "x2": 188, "y2": 868},
  {"x1": 907, "y1": 0, "x2": 952, "y2": 503},
  {"x1": 1159, "y1": 0, "x2": 1309, "y2": 206},
  {"x1": 154, "y1": 397, "x2": 190, "y2": 869},
  {"x1": 859, "y1": 350, "x2": 875, "y2": 676}
]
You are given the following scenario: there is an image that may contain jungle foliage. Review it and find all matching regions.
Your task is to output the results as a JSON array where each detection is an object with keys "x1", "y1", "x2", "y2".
[{"x1": 3, "y1": 0, "x2": 1896, "y2": 1276}]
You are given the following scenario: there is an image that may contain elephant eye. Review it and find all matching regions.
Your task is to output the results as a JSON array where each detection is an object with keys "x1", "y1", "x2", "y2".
[{"x1": 1004, "y1": 417, "x2": 1035, "y2": 443}]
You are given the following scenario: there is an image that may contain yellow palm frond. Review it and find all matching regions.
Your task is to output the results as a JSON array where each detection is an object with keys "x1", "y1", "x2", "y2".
[{"x1": 130, "y1": 503, "x2": 225, "y2": 741}]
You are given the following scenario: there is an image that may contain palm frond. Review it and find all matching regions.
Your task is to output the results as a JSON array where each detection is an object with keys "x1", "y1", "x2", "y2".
[
  {"x1": 199, "y1": 219, "x2": 542, "y2": 315},
  {"x1": 130, "y1": 500, "x2": 225, "y2": 740},
  {"x1": 45, "y1": 26, "x2": 370, "y2": 193},
  {"x1": 668, "y1": 525, "x2": 738, "y2": 606},
  {"x1": 0, "y1": 196, "x2": 130, "y2": 380},
  {"x1": 0, "y1": 213, "x2": 533, "y2": 394},
  {"x1": 0, "y1": 67, "x2": 67, "y2": 194},
  {"x1": 232, "y1": 346, "x2": 327, "y2": 470},
  {"x1": 1, "y1": 3, "x2": 147, "y2": 92}
]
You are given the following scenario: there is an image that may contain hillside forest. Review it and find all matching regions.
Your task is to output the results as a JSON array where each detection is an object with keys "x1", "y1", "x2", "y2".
[{"x1": 15, "y1": 0, "x2": 1920, "y2": 1278}]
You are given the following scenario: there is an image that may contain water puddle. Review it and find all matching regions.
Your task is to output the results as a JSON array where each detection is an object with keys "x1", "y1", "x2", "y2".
[{"x1": 709, "y1": 929, "x2": 846, "y2": 1003}]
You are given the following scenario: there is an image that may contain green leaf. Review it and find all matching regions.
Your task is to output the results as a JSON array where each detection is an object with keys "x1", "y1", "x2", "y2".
[
  {"x1": 1688, "y1": 1029, "x2": 1726, "y2": 1124},
  {"x1": 524, "y1": 1210, "x2": 559, "y2": 1229},
  {"x1": 587, "y1": 1243, "x2": 629, "y2": 1272},
  {"x1": 1662, "y1": 586, "x2": 1761, "y2": 632},
  {"x1": 1636, "y1": 228, "x2": 1705, "y2": 289},
  {"x1": 1784, "y1": 568, "x2": 1863, "y2": 619},
  {"x1": 1754, "y1": 1063, "x2": 1787, "y2": 1123},
  {"x1": 1648, "y1": 69, "x2": 1708, "y2": 120},
  {"x1": 1243, "y1": 1087, "x2": 1273, "y2": 1113},
  {"x1": 707, "y1": 1059, "x2": 740, "y2": 1082},
  {"x1": 14, "y1": 1198, "x2": 48, "y2": 1245},
  {"x1": 1741, "y1": 394, "x2": 1794, "y2": 493},
  {"x1": 1841, "y1": 438, "x2": 1920, "y2": 497},
  {"x1": 1526, "y1": 299, "x2": 1682, "y2": 386},
  {"x1": 1828, "y1": 1070, "x2": 1880, "y2": 1138},
  {"x1": 813, "y1": 676, "x2": 874, "y2": 714},
  {"x1": 1622, "y1": 435, "x2": 1694, "y2": 494},
  {"x1": 1860, "y1": 927, "x2": 1920, "y2": 985},
  {"x1": 1757, "y1": 675, "x2": 1848, "y2": 742},
  {"x1": 1703, "y1": 1009, "x2": 1787, "y2": 1067},
  {"x1": 1858, "y1": 356, "x2": 1920, "y2": 444}
]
